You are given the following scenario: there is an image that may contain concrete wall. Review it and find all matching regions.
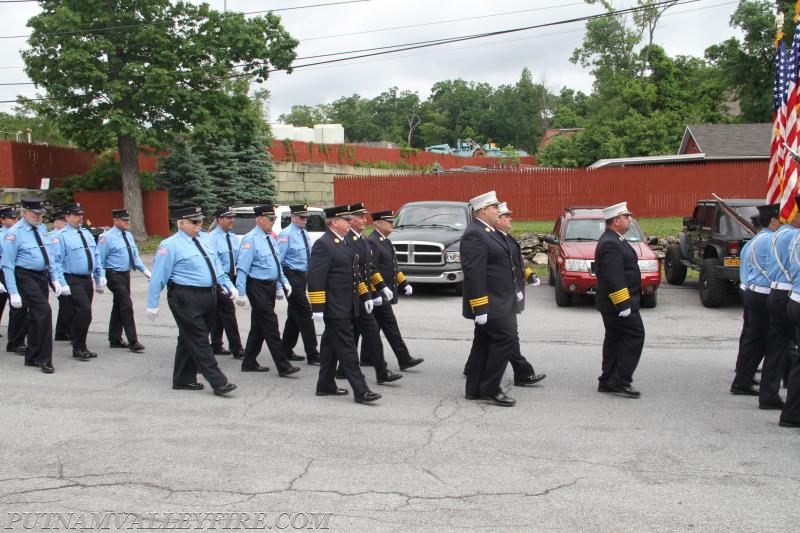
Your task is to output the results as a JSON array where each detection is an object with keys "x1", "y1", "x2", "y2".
[{"x1": 273, "y1": 161, "x2": 415, "y2": 206}]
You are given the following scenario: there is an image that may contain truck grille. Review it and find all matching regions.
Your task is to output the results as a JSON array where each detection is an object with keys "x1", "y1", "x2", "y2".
[{"x1": 392, "y1": 241, "x2": 445, "y2": 266}]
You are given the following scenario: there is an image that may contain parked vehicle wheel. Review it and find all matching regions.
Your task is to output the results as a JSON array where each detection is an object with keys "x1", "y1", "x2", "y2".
[
  {"x1": 641, "y1": 292, "x2": 657, "y2": 309},
  {"x1": 664, "y1": 244, "x2": 687, "y2": 285},
  {"x1": 699, "y1": 258, "x2": 727, "y2": 308},
  {"x1": 548, "y1": 264, "x2": 556, "y2": 286},
  {"x1": 554, "y1": 272, "x2": 573, "y2": 307}
]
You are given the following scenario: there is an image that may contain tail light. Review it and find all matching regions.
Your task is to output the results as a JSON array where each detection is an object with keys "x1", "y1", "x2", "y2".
[{"x1": 727, "y1": 240, "x2": 740, "y2": 257}]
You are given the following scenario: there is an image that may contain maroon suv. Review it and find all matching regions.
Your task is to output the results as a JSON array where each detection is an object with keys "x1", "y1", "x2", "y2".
[{"x1": 544, "y1": 206, "x2": 661, "y2": 308}]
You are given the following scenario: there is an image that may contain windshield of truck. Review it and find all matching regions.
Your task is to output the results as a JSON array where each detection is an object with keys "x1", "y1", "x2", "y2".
[
  {"x1": 718, "y1": 205, "x2": 758, "y2": 239},
  {"x1": 394, "y1": 205, "x2": 467, "y2": 230},
  {"x1": 564, "y1": 218, "x2": 646, "y2": 242}
]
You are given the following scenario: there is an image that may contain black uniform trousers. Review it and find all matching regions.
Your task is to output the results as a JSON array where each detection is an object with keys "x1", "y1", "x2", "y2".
[
  {"x1": 353, "y1": 313, "x2": 389, "y2": 379},
  {"x1": 54, "y1": 294, "x2": 73, "y2": 339},
  {"x1": 465, "y1": 316, "x2": 515, "y2": 397},
  {"x1": 368, "y1": 302, "x2": 413, "y2": 366},
  {"x1": 782, "y1": 300, "x2": 800, "y2": 423},
  {"x1": 167, "y1": 283, "x2": 228, "y2": 388},
  {"x1": 210, "y1": 277, "x2": 243, "y2": 353},
  {"x1": 763, "y1": 289, "x2": 791, "y2": 404},
  {"x1": 733, "y1": 291, "x2": 768, "y2": 387},
  {"x1": 281, "y1": 268, "x2": 319, "y2": 357},
  {"x1": 15, "y1": 267, "x2": 52, "y2": 365},
  {"x1": 599, "y1": 310, "x2": 644, "y2": 388},
  {"x1": 317, "y1": 317, "x2": 369, "y2": 396},
  {"x1": 464, "y1": 315, "x2": 534, "y2": 379},
  {"x1": 242, "y1": 278, "x2": 292, "y2": 372},
  {"x1": 106, "y1": 270, "x2": 138, "y2": 344},
  {"x1": 64, "y1": 274, "x2": 93, "y2": 352},
  {"x1": 1, "y1": 270, "x2": 26, "y2": 350}
]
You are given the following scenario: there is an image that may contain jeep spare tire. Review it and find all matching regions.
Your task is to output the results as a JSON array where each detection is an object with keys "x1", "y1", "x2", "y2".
[{"x1": 699, "y1": 258, "x2": 727, "y2": 308}]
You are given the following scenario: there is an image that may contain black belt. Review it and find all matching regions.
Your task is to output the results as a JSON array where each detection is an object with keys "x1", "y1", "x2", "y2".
[
  {"x1": 285, "y1": 268, "x2": 307, "y2": 274},
  {"x1": 15, "y1": 266, "x2": 47, "y2": 275},
  {"x1": 248, "y1": 277, "x2": 277, "y2": 284},
  {"x1": 65, "y1": 273, "x2": 91, "y2": 279},
  {"x1": 107, "y1": 269, "x2": 130, "y2": 274},
  {"x1": 168, "y1": 282, "x2": 217, "y2": 294}
]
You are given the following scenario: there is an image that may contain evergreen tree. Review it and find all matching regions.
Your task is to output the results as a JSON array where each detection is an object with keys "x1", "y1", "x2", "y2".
[
  {"x1": 235, "y1": 137, "x2": 277, "y2": 205},
  {"x1": 156, "y1": 142, "x2": 217, "y2": 217},
  {"x1": 197, "y1": 142, "x2": 246, "y2": 207}
]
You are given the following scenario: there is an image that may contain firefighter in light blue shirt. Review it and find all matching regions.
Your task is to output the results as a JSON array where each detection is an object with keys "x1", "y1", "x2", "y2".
[
  {"x1": 145, "y1": 206, "x2": 238, "y2": 396},
  {"x1": 731, "y1": 215, "x2": 763, "y2": 397},
  {"x1": 276, "y1": 204, "x2": 319, "y2": 364},
  {"x1": 0, "y1": 198, "x2": 64, "y2": 373},
  {"x1": 0, "y1": 206, "x2": 26, "y2": 354},
  {"x1": 208, "y1": 206, "x2": 244, "y2": 359}
]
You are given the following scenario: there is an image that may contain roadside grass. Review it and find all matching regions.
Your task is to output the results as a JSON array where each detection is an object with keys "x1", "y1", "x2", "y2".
[{"x1": 510, "y1": 217, "x2": 683, "y2": 238}]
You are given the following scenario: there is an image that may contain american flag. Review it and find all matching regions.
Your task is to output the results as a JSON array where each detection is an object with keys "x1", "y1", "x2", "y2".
[
  {"x1": 767, "y1": 37, "x2": 787, "y2": 205},
  {"x1": 779, "y1": 19, "x2": 800, "y2": 222}
]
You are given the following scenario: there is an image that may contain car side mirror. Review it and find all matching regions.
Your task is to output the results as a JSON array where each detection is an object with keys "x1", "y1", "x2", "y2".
[
  {"x1": 683, "y1": 216, "x2": 696, "y2": 229},
  {"x1": 543, "y1": 235, "x2": 560, "y2": 245}
]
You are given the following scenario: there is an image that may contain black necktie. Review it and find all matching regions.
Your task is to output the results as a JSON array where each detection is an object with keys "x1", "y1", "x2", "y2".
[
  {"x1": 192, "y1": 237, "x2": 216, "y2": 286},
  {"x1": 301, "y1": 230, "x2": 310, "y2": 262},
  {"x1": 121, "y1": 230, "x2": 135, "y2": 269},
  {"x1": 77, "y1": 229, "x2": 94, "y2": 272},
  {"x1": 32, "y1": 226, "x2": 49, "y2": 268},
  {"x1": 225, "y1": 232, "x2": 235, "y2": 278},
  {"x1": 265, "y1": 235, "x2": 284, "y2": 281}
]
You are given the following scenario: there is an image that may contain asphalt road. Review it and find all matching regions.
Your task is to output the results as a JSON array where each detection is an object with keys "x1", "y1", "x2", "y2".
[{"x1": 0, "y1": 270, "x2": 797, "y2": 532}]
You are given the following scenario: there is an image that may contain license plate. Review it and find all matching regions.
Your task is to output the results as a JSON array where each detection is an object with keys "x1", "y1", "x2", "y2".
[{"x1": 724, "y1": 257, "x2": 740, "y2": 267}]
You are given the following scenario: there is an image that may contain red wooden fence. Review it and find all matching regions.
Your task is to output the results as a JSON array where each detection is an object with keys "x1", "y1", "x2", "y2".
[
  {"x1": 74, "y1": 190, "x2": 170, "y2": 237},
  {"x1": 0, "y1": 141, "x2": 95, "y2": 188},
  {"x1": 334, "y1": 162, "x2": 769, "y2": 220}
]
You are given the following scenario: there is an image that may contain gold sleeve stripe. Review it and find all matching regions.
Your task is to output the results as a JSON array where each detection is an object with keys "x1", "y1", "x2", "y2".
[
  {"x1": 370, "y1": 273, "x2": 384, "y2": 284},
  {"x1": 397, "y1": 272, "x2": 406, "y2": 283},
  {"x1": 369, "y1": 283, "x2": 376, "y2": 291},
  {"x1": 358, "y1": 282, "x2": 368, "y2": 296},
  {"x1": 609, "y1": 288, "x2": 630, "y2": 304},
  {"x1": 469, "y1": 296, "x2": 489, "y2": 307},
  {"x1": 308, "y1": 291, "x2": 326, "y2": 303}
]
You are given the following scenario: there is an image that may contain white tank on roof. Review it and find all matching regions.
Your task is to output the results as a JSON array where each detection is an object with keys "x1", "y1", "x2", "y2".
[
  {"x1": 294, "y1": 127, "x2": 315, "y2": 143},
  {"x1": 314, "y1": 123, "x2": 345, "y2": 144}
]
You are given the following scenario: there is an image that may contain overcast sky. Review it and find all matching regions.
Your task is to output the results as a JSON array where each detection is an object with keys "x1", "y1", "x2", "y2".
[{"x1": 0, "y1": 0, "x2": 744, "y2": 124}]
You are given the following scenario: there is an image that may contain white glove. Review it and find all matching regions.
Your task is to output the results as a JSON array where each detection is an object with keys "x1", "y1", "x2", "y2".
[
  {"x1": 364, "y1": 299, "x2": 374, "y2": 314},
  {"x1": 143, "y1": 268, "x2": 152, "y2": 280},
  {"x1": 283, "y1": 284, "x2": 292, "y2": 298},
  {"x1": 9, "y1": 293, "x2": 21, "y2": 308},
  {"x1": 404, "y1": 284, "x2": 413, "y2": 296},
  {"x1": 619, "y1": 308, "x2": 632, "y2": 318},
  {"x1": 228, "y1": 287, "x2": 239, "y2": 300},
  {"x1": 528, "y1": 275, "x2": 541, "y2": 286},
  {"x1": 0, "y1": 282, "x2": 6, "y2": 294},
  {"x1": 145, "y1": 307, "x2": 159, "y2": 320},
  {"x1": 276, "y1": 286, "x2": 285, "y2": 300},
  {"x1": 236, "y1": 296, "x2": 248, "y2": 307},
  {"x1": 515, "y1": 291, "x2": 524, "y2": 302},
  {"x1": 312, "y1": 312, "x2": 324, "y2": 321},
  {"x1": 98, "y1": 276, "x2": 107, "y2": 288},
  {"x1": 475, "y1": 314, "x2": 488, "y2": 325},
  {"x1": 53, "y1": 282, "x2": 68, "y2": 297},
  {"x1": 372, "y1": 296, "x2": 383, "y2": 307},
  {"x1": 95, "y1": 283, "x2": 106, "y2": 294},
  {"x1": 381, "y1": 287, "x2": 393, "y2": 300}
]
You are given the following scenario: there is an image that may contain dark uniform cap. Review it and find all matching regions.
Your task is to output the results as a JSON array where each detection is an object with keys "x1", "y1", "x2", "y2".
[
  {"x1": 349, "y1": 202, "x2": 367, "y2": 215},
  {"x1": 750, "y1": 214, "x2": 761, "y2": 227},
  {"x1": 175, "y1": 206, "x2": 204, "y2": 221},
  {"x1": 0, "y1": 206, "x2": 17, "y2": 219},
  {"x1": 51, "y1": 210, "x2": 66, "y2": 221},
  {"x1": 323, "y1": 204, "x2": 352, "y2": 219},
  {"x1": 63, "y1": 202, "x2": 84, "y2": 215},
  {"x1": 214, "y1": 206, "x2": 235, "y2": 218},
  {"x1": 21, "y1": 197, "x2": 45, "y2": 213},
  {"x1": 757, "y1": 203, "x2": 780, "y2": 221},
  {"x1": 371, "y1": 210, "x2": 394, "y2": 222},
  {"x1": 289, "y1": 204, "x2": 309, "y2": 215},
  {"x1": 111, "y1": 208, "x2": 130, "y2": 220},
  {"x1": 253, "y1": 205, "x2": 276, "y2": 217}
]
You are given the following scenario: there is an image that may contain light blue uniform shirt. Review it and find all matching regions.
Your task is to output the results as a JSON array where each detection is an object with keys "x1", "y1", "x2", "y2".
[
  {"x1": 789, "y1": 232, "x2": 800, "y2": 294},
  {"x1": 746, "y1": 228, "x2": 774, "y2": 288},
  {"x1": 236, "y1": 226, "x2": 288, "y2": 294},
  {"x1": 147, "y1": 230, "x2": 233, "y2": 309},
  {"x1": 0, "y1": 226, "x2": 7, "y2": 261},
  {"x1": 98, "y1": 225, "x2": 146, "y2": 272},
  {"x1": 739, "y1": 237, "x2": 755, "y2": 289},
  {"x1": 766, "y1": 224, "x2": 797, "y2": 287},
  {"x1": 52, "y1": 225, "x2": 104, "y2": 283},
  {"x1": 1, "y1": 218, "x2": 60, "y2": 294},
  {"x1": 276, "y1": 222, "x2": 311, "y2": 272},
  {"x1": 209, "y1": 226, "x2": 240, "y2": 276}
]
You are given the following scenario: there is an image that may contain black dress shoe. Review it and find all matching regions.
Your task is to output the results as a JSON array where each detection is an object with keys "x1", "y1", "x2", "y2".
[
  {"x1": 241, "y1": 365, "x2": 270, "y2": 372},
  {"x1": 306, "y1": 357, "x2": 321, "y2": 366},
  {"x1": 598, "y1": 382, "x2": 614, "y2": 393},
  {"x1": 72, "y1": 351, "x2": 92, "y2": 362},
  {"x1": 213, "y1": 382, "x2": 237, "y2": 396},
  {"x1": 109, "y1": 340, "x2": 128, "y2": 348},
  {"x1": 779, "y1": 419, "x2": 800, "y2": 428},
  {"x1": 287, "y1": 352, "x2": 305, "y2": 362},
  {"x1": 278, "y1": 366, "x2": 301, "y2": 377},
  {"x1": 88, "y1": 351, "x2": 98, "y2": 358},
  {"x1": 730, "y1": 384, "x2": 759, "y2": 396},
  {"x1": 232, "y1": 349, "x2": 245, "y2": 360},
  {"x1": 377, "y1": 371, "x2": 403, "y2": 384},
  {"x1": 173, "y1": 383, "x2": 204, "y2": 391},
  {"x1": 316, "y1": 388, "x2": 349, "y2": 396},
  {"x1": 608, "y1": 384, "x2": 641, "y2": 398},
  {"x1": 354, "y1": 391, "x2": 382, "y2": 404},
  {"x1": 482, "y1": 392, "x2": 516, "y2": 406},
  {"x1": 8, "y1": 345, "x2": 27, "y2": 354},
  {"x1": 759, "y1": 400, "x2": 785, "y2": 410},
  {"x1": 24, "y1": 360, "x2": 39, "y2": 367},
  {"x1": 515, "y1": 373, "x2": 547, "y2": 386},
  {"x1": 399, "y1": 357, "x2": 424, "y2": 370},
  {"x1": 464, "y1": 393, "x2": 481, "y2": 400},
  {"x1": 40, "y1": 362, "x2": 55, "y2": 374},
  {"x1": 54, "y1": 334, "x2": 71, "y2": 341},
  {"x1": 751, "y1": 378, "x2": 761, "y2": 386},
  {"x1": 214, "y1": 348, "x2": 232, "y2": 356},
  {"x1": 128, "y1": 342, "x2": 145, "y2": 353}
]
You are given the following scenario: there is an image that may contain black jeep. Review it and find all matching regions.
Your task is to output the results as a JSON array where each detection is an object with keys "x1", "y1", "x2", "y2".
[{"x1": 664, "y1": 198, "x2": 760, "y2": 308}]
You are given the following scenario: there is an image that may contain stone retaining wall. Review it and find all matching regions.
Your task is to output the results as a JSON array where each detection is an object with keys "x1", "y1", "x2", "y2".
[{"x1": 516, "y1": 232, "x2": 678, "y2": 266}]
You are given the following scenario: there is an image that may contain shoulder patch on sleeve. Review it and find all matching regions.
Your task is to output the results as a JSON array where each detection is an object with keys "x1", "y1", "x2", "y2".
[
  {"x1": 242, "y1": 242, "x2": 252, "y2": 249},
  {"x1": 98, "y1": 237, "x2": 106, "y2": 244},
  {"x1": 158, "y1": 247, "x2": 168, "y2": 255},
  {"x1": 279, "y1": 236, "x2": 288, "y2": 243},
  {"x1": 5, "y1": 234, "x2": 14, "y2": 241},
  {"x1": 51, "y1": 237, "x2": 60, "y2": 244}
]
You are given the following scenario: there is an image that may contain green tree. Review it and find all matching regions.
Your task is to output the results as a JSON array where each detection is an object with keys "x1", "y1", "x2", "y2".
[
  {"x1": 234, "y1": 137, "x2": 277, "y2": 205},
  {"x1": 277, "y1": 104, "x2": 330, "y2": 127},
  {"x1": 23, "y1": 0, "x2": 297, "y2": 238},
  {"x1": 156, "y1": 141, "x2": 217, "y2": 217}
]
